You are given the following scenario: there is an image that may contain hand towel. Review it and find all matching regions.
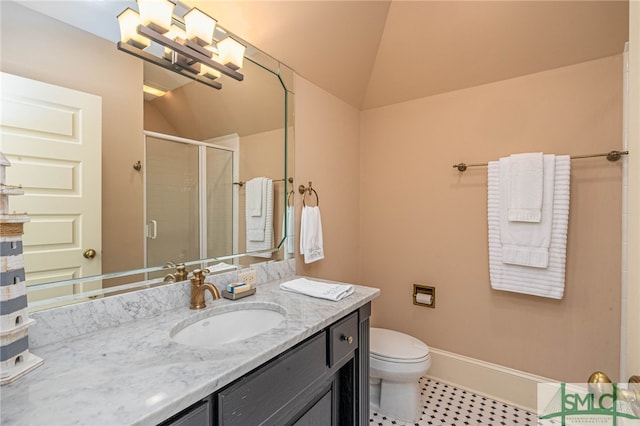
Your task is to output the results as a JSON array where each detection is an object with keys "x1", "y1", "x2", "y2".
[
  {"x1": 300, "y1": 205, "x2": 324, "y2": 264},
  {"x1": 500, "y1": 154, "x2": 555, "y2": 268},
  {"x1": 246, "y1": 177, "x2": 264, "y2": 217},
  {"x1": 285, "y1": 205, "x2": 295, "y2": 255},
  {"x1": 246, "y1": 177, "x2": 268, "y2": 241},
  {"x1": 246, "y1": 178, "x2": 273, "y2": 258},
  {"x1": 487, "y1": 155, "x2": 570, "y2": 299},
  {"x1": 508, "y1": 152, "x2": 544, "y2": 222},
  {"x1": 280, "y1": 278, "x2": 354, "y2": 301}
]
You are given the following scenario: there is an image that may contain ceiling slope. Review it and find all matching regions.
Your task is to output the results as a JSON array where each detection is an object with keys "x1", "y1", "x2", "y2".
[
  {"x1": 198, "y1": 0, "x2": 628, "y2": 110},
  {"x1": 363, "y1": 1, "x2": 629, "y2": 109}
]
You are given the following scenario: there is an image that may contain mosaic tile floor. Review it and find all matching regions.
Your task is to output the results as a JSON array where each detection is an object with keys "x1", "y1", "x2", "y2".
[{"x1": 370, "y1": 377, "x2": 537, "y2": 426}]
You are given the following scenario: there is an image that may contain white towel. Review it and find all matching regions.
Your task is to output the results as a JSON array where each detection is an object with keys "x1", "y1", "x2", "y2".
[
  {"x1": 500, "y1": 154, "x2": 555, "y2": 268},
  {"x1": 300, "y1": 206, "x2": 324, "y2": 264},
  {"x1": 508, "y1": 152, "x2": 544, "y2": 222},
  {"x1": 488, "y1": 155, "x2": 570, "y2": 299},
  {"x1": 285, "y1": 205, "x2": 295, "y2": 255},
  {"x1": 246, "y1": 178, "x2": 264, "y2": 217},
  {"x1": 246, "y1": 178, "x2": 273, "y2": 258},
  {"x1": 246, "y1": 178, "x2": 268, "y2": 241},
  {"x1": 280, "y1": 278, "x2": 354, "y2": 301}
]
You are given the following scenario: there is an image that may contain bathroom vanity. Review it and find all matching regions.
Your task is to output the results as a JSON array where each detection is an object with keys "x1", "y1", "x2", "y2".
[
  {"x1": 0, "y1": 275, "x2": 379, "y2": 425},
  {"x1": 163, "y1": 307, "x2": 368, "y2": 425}
]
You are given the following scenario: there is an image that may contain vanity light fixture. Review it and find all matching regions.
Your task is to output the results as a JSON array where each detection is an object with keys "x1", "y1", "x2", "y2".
[
  {"x1": 116, "y1": 1, "x2": 246, "y2": 91},
  {"x1": 183, "y1": 7, "x2": 216, "y2": 46},
  {"x1": 137, "y1": 0, "x2": 174, "y2": 34}
]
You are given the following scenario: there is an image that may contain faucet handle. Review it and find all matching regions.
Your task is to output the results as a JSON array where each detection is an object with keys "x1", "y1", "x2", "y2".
[{"x1": 191, "y1": 268, "x2": 211, "y2": 281}]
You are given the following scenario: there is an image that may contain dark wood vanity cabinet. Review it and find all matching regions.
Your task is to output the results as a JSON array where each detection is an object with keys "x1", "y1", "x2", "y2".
[{"x1": 160, "y1": 303, "x2": 371, "y2": 426}]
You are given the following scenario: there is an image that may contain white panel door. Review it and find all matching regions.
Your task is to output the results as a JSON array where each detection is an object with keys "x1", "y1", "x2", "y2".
[{"x1": 0, "y1": 72, "x2": 102, "y2": 302}]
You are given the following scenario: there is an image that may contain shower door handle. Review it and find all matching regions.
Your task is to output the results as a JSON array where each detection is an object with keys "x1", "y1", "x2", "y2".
[{"x1": 147, "y1": 220, "x2": 158, "y2": 239}]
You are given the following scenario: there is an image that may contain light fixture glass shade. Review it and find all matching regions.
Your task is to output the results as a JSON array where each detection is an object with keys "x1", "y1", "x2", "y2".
[
  {"x1": 217, "y1": 37, "x2": 245, "y2": 70},
  {"x1": 184, "y1": 7, "x2": 216, "y2": 46},
  {"x1": 199, "y1": 64, "x2": 221, "y2": 80},
  {"x1": 137, "y1": 0, "x2": 175, "y2": 34},
  {"x1": 117, "y1": 8, "x2": 150, "y2": 49}
]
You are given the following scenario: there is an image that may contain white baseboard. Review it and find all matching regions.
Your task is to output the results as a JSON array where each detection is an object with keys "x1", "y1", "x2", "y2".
[{"x1": 427, "y1": 347, "x2": 558, "y2": 412}]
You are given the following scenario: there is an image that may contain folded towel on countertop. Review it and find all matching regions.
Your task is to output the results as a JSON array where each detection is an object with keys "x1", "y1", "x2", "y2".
[
  {"x1": 280, "y1": 278, "x2": 354, "y2": 301},
  {"x1": 507, "y1": 152, "x2": 544, "y2": 223}
]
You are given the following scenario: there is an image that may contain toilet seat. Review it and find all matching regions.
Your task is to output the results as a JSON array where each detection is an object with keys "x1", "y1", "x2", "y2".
[
  {"x1": 371, "y1": 351, "x2": 431, "y2": 364},
  {"x1": 370, "y1": 327, "x2": 430, "y2": 363}
]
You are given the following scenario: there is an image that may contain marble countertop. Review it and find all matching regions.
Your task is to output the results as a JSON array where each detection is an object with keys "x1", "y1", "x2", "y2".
[{"x1": 0, "y1": 278, "x2": 379, "y2": 426}]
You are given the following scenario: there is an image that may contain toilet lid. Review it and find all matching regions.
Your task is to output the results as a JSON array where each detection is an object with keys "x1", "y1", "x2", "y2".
[{"x1": 370, "y1": 327, "x2": 429, "y2": 361}]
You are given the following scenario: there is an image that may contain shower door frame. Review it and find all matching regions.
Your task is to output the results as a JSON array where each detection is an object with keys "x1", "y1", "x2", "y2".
[{"x1": 142, "y1": 131, "x2": 239, "y2": 272}]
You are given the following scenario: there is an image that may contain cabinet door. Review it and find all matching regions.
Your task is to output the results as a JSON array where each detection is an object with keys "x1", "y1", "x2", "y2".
[
  {"x1": 292, "y1": 390, "x2": 333, "y2": 426},
  {"x1": 218, "y1": 333, "x2": 327, "y2": 425},
  {"x1": 161, "y1": 399, "x2": 211, "y2": 426}
]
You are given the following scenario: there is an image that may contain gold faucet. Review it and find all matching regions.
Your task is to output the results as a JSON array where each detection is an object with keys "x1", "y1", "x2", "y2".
[
  {"x1": 190, "y1": 268, "x2": 220, "y2": 309},
  {"x1": 175, "y1": 263, "x2": 189, "y2": 281}
]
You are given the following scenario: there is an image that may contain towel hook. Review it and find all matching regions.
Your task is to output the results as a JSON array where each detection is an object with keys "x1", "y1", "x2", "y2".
[{"x1": 298, "y1": 181, "x2": 319, "y2": 207}]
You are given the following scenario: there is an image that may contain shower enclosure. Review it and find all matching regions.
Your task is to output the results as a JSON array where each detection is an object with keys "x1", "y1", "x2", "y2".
[{"x1": 144, "y1": 132, "x2": 237, "y2": 275}]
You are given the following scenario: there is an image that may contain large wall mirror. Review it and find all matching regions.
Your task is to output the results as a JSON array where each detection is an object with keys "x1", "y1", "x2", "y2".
[{"x1": 0, "y1": 1, "x2": 295, "y2": 311}]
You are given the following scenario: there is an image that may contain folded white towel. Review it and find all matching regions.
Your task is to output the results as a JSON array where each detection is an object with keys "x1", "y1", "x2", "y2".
[
  {"x1": 246, "y1": 178, "x2": 268, "y2": 241},
  {"x1": 300, "y1": 206, "x2": 324, "y2": 264},
  {"x1": 207, "y1": 262, "x2": 237, "y2": 272},
  {"x1": 246, "y1": 178, "x2": 264, "y2": 217},
  {"x1": 280, "y1": 278, "x2": 354, "y2": 301},
  {"x1": 500, "y1": 154, "x2": 556, "y2": 268},
  {"x1": 508, "y1": 152, "x2": 544, "y2": 222},
  {"x1": 246, "y1": 178, "x2": 273, "y2": 258},
  {"x1": 488, "y1": 155, "x2": 570, "y2": 299}
]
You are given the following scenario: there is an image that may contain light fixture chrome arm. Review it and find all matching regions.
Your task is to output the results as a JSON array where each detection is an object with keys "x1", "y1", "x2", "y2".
[
  {"x1": 136, "y1": 25, "x2": 244, "y2": 82},
  {"x1": 116, "y1": 41, "x2": 222, "y2": 90}
]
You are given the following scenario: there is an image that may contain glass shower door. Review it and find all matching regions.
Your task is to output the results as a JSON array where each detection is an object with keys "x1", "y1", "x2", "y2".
[
  {"x1": 205, "y1": 146, "x2": 234, "y2": 259},
  {"x1": 146, "y1": 136, "x2": 200, "y2": 271}
]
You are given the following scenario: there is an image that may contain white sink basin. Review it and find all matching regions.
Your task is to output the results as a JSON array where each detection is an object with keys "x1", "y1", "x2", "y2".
[{"x1": 170, "y1": 307, "x2": 286, "y2": 349}]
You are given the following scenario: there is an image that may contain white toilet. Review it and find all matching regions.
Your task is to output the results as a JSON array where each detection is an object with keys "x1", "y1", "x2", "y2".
[{"x1": 369, "y1": 327, "x2": 431, "y2": 423}]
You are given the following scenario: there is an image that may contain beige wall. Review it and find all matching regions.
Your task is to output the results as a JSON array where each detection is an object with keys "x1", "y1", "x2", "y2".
[
  {"x1": 359, "y1": 55, "x2": 623, "y2": 383},
  {"x1": 145, "y1": 101, "x2": 179, "y2": 136},
  {"x1": 293, "y1": 54, "x2": 625, "y2": 383},
  {"x1": 294, "y1": 77, "x2": 361, "y2": 283},
  {"x1": 0, "y1": 3, "x2": 145, "y2": 279}
]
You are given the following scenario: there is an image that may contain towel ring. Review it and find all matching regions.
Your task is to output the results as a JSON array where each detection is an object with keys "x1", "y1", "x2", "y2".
[
  {"x1": 298, "y1": 181, "x2": 319, "y2": 207},
  {"x1": 287, "y1": 190, "x2": 295, "y2": 207}
]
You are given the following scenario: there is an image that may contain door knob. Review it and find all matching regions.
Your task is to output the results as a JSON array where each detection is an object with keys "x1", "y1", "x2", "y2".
[{"x1": 83, "y1": 248, "x2": 97, "y2": 259}]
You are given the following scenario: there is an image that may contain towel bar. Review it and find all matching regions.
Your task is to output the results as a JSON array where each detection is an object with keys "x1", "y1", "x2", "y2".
[{"x1": 453, "y1": 150, "x2": 629, "y2": 172}]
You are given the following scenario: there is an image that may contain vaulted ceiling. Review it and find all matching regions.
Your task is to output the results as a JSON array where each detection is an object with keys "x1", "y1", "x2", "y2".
[
  {"x1": 18, "y1": 0, "x2": 629, "y2": 111},
  {"x1": 195, "y1": 0, "x2": 628, "y2": 110}
]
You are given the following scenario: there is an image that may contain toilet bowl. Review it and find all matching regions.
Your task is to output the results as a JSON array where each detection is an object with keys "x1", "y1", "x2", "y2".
[{"x1": 369, "y1": 327, "x2": 431, "y2": 423}]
